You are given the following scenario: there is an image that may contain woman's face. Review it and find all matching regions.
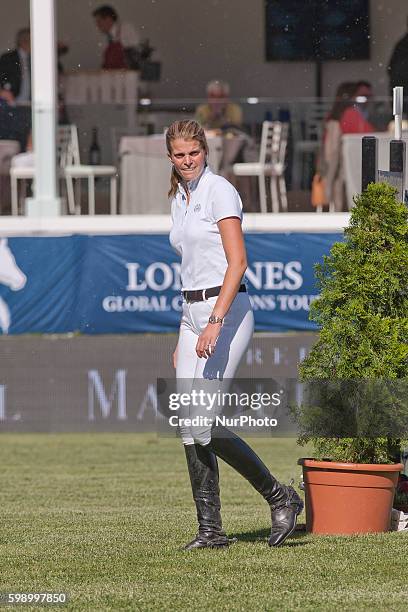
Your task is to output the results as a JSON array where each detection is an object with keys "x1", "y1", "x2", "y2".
[{"x1": 169, "y1": 138, "x2": 206, "y2": 182}]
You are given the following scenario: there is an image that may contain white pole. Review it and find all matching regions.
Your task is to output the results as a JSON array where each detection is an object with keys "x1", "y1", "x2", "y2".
[
  {"x1": 393, "y1": 86, "x2": 403, "y2": 141},
  {"x1": 26, "y1": 0, "x2": 60, "y2": 217}
]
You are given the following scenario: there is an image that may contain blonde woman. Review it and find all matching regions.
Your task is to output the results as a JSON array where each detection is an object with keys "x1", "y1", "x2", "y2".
[{"x1": 167, "y1": 120, "x2": 303, "y2": 550}]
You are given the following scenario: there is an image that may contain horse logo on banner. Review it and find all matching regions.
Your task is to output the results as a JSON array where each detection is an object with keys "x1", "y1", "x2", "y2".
[{"x1": 0, "y1": 238, "x2": 27, "y2": 334}]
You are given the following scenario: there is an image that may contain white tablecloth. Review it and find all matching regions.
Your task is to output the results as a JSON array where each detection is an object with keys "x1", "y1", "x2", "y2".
[
  {"x1": 0, "y1": 140, "x2": 20, "y2": 213},
  {"x1": 119, "y1": 134, "x2": 223, "y2": 214},
  {"x1": 64, "y1": 71, "x2": 139, "y2": 147},
  {"x1": 0, "y1": 140, "x2": 20, "y2": 173},
  {"x1": 342, "y1": 132, "x2": 408, "y2": 208},
  {"x1": 64, "y1": 70, "x2": 138, "y2": 105}
]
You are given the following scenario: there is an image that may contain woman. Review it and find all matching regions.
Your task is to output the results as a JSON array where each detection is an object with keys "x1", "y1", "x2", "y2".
[
  {"x1": 323, "y1": 81, "x2": 375, "y2": 139},
  {"x1": 167, "y1": 120, "x2": 303, "y2": 550},
  {"x1": 317, "y1": 82, "x2": 376, "y2": 212}
]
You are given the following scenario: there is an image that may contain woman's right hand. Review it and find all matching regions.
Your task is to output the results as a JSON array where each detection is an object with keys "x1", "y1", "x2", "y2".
[{"x1": 172, "y1": 343, "x2": 178, "y2": 369}]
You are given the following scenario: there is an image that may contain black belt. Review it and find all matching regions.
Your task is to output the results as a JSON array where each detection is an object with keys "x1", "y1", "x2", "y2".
[{"x1": 182, "y1": 284, "x2": 246, "y2": 303}]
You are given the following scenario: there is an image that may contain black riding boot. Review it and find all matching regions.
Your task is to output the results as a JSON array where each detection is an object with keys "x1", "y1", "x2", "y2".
[
  {"x1": 206, "y1": 424, "x2": 303, "y2": 547},
  {"x1": 183, "y1": 443, "x2": 230, "y2": 550}
]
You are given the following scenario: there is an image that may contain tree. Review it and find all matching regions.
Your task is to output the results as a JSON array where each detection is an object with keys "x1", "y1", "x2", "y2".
[{"x1": 297, "y1": 182, "x2": 408, "y2": 463}]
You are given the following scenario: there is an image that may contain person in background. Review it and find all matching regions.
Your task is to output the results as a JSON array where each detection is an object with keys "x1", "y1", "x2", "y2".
[
  {"x1": 0, "y1": 87, "x2": 30, "y2": 151},
  {"x1": 339, "y1": 81, "x2": 376, "y2": 134},
  {"x1": 353, "y1": 80, "x2": 378, "y2": 123},
  {"x1": 195, "y1": 80, "x2": 243, "y2": 131},
  {"x1": 388, "y1": 19, "x2": 408, "y2": 96},
  {"x1": 0, "y1": 28, "x2": 31, "y2": 102},
  {"x1": 315, "y1": 82, "x2": 370, "y2": 212},
  {"x1": 57, "y1": 41, "x2": 70, "y2": 124},
  {"x1": 92, "y1": 4, "x2": 139, "y2": 70}
]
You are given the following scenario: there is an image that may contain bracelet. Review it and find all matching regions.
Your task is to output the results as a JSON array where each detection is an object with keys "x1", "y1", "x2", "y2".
[{"x1": 208, "y1": 315, "x2": 224, "y2": 325}]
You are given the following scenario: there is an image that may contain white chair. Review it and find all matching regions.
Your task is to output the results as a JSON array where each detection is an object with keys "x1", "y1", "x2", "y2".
[
  {"x1": 63, "y1": 126, "x2": 117, "y2": 215},
  {"x1": 10, "y1": 125, "x2": 117, "y2": 215},
  {"x1": 291, "y1": 101, "x2": 330, "y2": 190},
  {"x1": 233, "y1": 121, "x2": 288, "y2": 213},
  {"x1": 10, "y1": 125, "x2": 75, "y2": 216}
]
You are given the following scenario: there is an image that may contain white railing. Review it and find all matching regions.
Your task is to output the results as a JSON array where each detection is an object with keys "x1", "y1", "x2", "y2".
[{"x1": 0, "y1": 213, "x2": 350, "y2": 236}]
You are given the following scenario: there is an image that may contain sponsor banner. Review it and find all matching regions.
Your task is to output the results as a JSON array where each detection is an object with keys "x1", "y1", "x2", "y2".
[
  {"x1": 3, "y1": 335, "x2": 403, "y2": 436},
  {"x1": 0, "y1": 236, "x2": 86, "y2": 334},
  {"x1": 0, "y1": 334, "x2": 317, "y2": 432},
  {"x1": 0, "y1": 233, "x2": 341, "y2": 334},
  {"x1": 245, "y1": 233, "x2": 339, "y2": 331}
]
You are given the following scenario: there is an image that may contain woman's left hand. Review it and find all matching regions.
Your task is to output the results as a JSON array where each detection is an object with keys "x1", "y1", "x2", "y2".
[{"x1": 196, "y1": 323, "x2": 222, "y2": 358}]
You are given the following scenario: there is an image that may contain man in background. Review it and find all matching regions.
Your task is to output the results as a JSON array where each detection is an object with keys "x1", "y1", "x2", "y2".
[
  {"x1": 388, "y1": 21, "x2": 408, "y2": 96},
  {"x1": 195, "y1": 80, "x2": 243, "y2": 131},
  {"x1": 92, "y1": 4, "x2": 139, "y2": 70},
  {"x1": 0, "y1": 86, "x2": 31, "y2": 152},
  {"x1": 0, "y1": 28, "x2": 31, "y2": 103}
]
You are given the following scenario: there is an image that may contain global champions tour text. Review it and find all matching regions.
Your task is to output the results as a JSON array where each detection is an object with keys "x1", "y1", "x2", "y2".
[{"x1": 101, "y1": 261, "x2": 318, "y2": 313}]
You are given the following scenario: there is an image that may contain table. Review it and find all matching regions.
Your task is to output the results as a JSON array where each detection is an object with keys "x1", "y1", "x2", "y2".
[
  {"x1": 119, "y1": 134, "x2": 223, "y2": 214},
  {"x1": 342, "y1": 132, "x2": 408, "y2": 209},
  {"x1": 0, "y1": 140, "x2": 20, "y2": 213},
  {"x1": 64, "y1": 70, "x2": 138, "y2": 105},
  {"x1": 64, "y1": 70, "x2": 139, "y2": 165}
]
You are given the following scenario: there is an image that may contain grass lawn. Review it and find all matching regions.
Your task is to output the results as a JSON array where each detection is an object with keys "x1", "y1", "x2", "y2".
[{"x1": 0, "y1": 433, "x2": 407, "y2": 611}]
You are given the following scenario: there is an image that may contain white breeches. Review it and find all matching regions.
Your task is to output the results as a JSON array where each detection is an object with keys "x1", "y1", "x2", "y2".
[{"x1": 176, "y1": 292, "x2": 254, "y2": 446}]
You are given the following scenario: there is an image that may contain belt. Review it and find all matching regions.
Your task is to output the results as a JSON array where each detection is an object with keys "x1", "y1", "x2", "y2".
[{"x1": 182, "y1": 284, "x2": 246, "y2": 303}]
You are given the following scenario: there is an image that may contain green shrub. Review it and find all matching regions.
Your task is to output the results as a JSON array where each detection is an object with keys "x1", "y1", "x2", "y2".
[{"x1": 297, "y1": 182, "x2": 408, "y2": 463}]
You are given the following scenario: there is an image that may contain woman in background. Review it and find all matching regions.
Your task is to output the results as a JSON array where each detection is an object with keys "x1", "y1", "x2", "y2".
[{"x1": 317, "y1": 82, "x2": 376, "y2": 211}]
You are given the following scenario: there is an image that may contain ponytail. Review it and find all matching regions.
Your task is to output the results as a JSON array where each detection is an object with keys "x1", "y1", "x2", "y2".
[{"x1": 168, "y1": 166, "x2": 180, "y2": 199}]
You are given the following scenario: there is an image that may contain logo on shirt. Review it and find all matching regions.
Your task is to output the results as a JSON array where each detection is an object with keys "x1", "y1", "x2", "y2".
[{"x1": 193, "y1": 203, "x2": 201, "y2": 213}]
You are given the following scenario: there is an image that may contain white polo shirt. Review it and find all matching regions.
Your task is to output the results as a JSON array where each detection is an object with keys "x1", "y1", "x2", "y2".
[
  {"x1": 109, "y1": 22, "x2": 140, "y2": 47},
  {"x1": 169, "y1": 166, "x2": 243, "y2": 291}
]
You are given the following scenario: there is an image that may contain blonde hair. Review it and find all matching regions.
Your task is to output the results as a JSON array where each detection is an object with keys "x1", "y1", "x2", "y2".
[{"x1": 166, "y1": 120, "x2": 209, "y2": 198}]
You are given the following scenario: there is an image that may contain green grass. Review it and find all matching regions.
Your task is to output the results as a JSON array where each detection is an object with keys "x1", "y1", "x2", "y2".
[{"x1": 0, "y1": 434, "x2": 407, "y2": 611}]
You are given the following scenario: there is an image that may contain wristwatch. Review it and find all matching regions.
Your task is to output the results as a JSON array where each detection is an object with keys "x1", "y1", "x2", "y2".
[{"x1": 208, "y1": 315, "x2": 224, "y2": 325}]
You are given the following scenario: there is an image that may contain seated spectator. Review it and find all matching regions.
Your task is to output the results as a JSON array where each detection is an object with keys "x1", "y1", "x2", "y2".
[
  {"x1": 0, "y1": 27, "x2": 31, "y2": 102},
  {"x1": 195, "y1": 80, "x2": 243, "y2": 131},
  {"x1": 0, "y1": 87, "x2": 30, "y2": 151}
]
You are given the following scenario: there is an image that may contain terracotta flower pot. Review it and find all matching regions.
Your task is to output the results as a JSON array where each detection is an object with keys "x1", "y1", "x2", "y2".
[{"x1": 299, "y1": 458, "x2": 403, "y2": 535}]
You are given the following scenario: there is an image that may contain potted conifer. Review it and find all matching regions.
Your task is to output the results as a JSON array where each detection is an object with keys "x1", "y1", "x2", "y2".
[{"x1": 295, "y1": 182, "x2": 407, "y2": 534}]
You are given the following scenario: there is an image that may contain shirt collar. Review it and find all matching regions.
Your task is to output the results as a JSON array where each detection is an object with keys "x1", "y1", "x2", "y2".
[
  {"x1": 108, "y1": 23, "x2": 119, "y2": 41},
  {"x1": 178, "y1": 165, "x2": 210, "y2": 196}
]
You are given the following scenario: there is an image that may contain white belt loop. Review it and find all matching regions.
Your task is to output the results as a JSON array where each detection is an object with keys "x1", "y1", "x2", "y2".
[{"x1": 202, "y1": 288, "x2": 207, "y2": 301}]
